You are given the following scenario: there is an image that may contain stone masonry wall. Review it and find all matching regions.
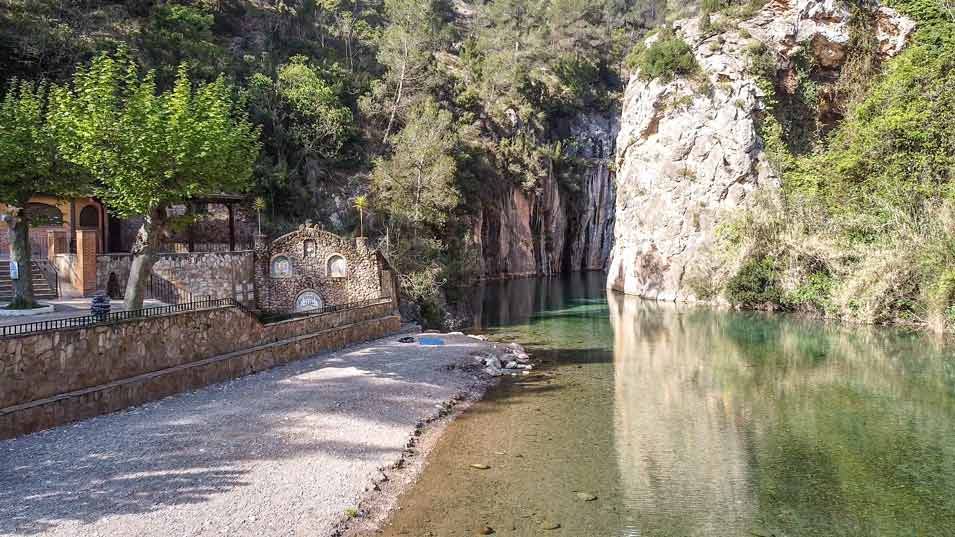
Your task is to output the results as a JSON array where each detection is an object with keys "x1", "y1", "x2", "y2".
[
  {"x1": 0, "y1": 299, "x2": 399, "y2": 438},
  {"x1": 255, "y1": 224, "x2": 384, "y2": 312},
  {"x1": 98, "y1": 251, "x2": 255, "y2": 303}
]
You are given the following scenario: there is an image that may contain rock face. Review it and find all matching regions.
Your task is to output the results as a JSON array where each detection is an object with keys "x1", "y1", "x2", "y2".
[
  {"x1": 476, "y1": 113, "x2": 617, "y2": 278},
  {"x1": 607, "y1": 0, "x2": 914, "y2": 301}
]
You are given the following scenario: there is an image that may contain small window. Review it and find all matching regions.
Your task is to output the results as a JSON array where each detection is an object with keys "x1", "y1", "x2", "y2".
[
  {"x1": 303, "y1": 240, "x2": 316, "y2": 257},
  {"x1": 270, "y1": 256, "x2": 292, "y2": 278},
  {"x1": 327, "y1": 255, "x2": 347, "y2": 278}
]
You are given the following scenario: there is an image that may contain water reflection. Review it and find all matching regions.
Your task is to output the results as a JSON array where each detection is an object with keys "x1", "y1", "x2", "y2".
[
  {"x1": 459, "y1": 273, "x2": 609, "y2": 330},
  {"x1": 610, "y1": 295, "x2": 755, "y2": 535},
  {"x1": 366, "y1": 276, "x2": 955, "y2": 537},
  {"x1": 609, "y1": 291, "x2": 955, "y2": 535}
]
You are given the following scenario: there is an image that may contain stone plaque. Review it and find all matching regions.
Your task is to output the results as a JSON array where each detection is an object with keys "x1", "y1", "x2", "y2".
[
  {"x1": 294, "y1": 291, "x2": 324, "y2": 312},
  {"x1": 303, "y1": 240, "x2": 316, "y2": 257}
]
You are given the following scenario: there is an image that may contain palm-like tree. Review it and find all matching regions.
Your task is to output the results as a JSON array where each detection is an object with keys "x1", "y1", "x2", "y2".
[
  {"x1": 253, "y1": 196, "x2": 266, "y2": 235},
  {"x1": 353, "y1": 195, "x2": 368, "y2": 237}
]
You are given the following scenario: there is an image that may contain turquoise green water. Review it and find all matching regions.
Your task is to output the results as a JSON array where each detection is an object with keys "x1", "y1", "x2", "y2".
[{"x1": 371, "y1": 274, "x2": 955, "y2": 536}]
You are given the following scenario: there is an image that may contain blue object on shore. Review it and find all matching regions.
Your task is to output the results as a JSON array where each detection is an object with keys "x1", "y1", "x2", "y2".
[{"x1": 419, "y1": 337, "x2": 445, "y2": 346}]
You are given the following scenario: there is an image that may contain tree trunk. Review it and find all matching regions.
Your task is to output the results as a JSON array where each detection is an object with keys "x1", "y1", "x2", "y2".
[
  {"x1": 383, "y1": 45, "x2": 408, "y2": 144},
  {"x1": 6, "y1": 208, "x2": 36, "y2": 309},
  {"x1": 123, "y1": 207, "x2": 166, "y2": 311}
]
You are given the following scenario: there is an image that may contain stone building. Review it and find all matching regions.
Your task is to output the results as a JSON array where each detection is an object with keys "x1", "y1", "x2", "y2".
[{"x1": 254, "y1": 223, "x2": 396, "y2": 313}]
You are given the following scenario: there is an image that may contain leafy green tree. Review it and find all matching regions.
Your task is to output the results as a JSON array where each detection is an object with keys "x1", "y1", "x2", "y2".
[
  {"x1": 50, "y1": 53, "x2": 260, "y2": 309},
  {"x1": 371, "y1": 99, "x2": 458, "y2": 235},
  {"x1": 276, "y1": 56, "x2": 354, "y2": 159},
  {"x1": 0, "y1": 79, "x2": 82, "y2": 308}
]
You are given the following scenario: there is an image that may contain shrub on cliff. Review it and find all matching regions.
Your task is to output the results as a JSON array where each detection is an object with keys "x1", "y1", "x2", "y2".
[
  {"x1": 725, "y1": 256, "x2": 784, "y2": 309},
  {"x1": 626, "y1": 29, "x2": 700, "y2": 83},
  {"x1": 710, "y1": 0, "x2": 955, "y2": 329}
]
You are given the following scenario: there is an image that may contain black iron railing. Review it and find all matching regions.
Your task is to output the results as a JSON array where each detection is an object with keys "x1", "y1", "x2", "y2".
[
  {"x1": 32, "y1": 260, "x2": 60, "y2": 298},
  {"x1": 254, "y1": 297, "x2": 391, "y2": 324},
  {"x1": 0, "y1": 295, "x2": 393, "y2": 338},
  {"x1": 0, "y1": 296, "x2": 232, "y2": 338}
]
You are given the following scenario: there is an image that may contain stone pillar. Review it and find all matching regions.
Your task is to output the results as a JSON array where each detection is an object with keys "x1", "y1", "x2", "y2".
[
  {"x1": 355, "y1": 237, "x2": 368, "y2": 253},
  {"x1": 253, "y1": 233, "x2": 269, "y2": 310},
  {"x1": 75, "y1": 229, "x2": 98, "y2": 296}
]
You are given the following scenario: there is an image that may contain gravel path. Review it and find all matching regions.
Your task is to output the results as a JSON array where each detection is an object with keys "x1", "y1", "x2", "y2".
[{"x1": 0, "y1": 333, "x2": 493, "y2": 537}]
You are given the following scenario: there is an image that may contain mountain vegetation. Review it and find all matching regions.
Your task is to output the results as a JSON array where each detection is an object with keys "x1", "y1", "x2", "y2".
[
  {"x1": 0, "y1": 0, "x2": 681, "y2": 318},
  {"x1": 697, "y1": 0, "x2": 955, "y2": 331}
]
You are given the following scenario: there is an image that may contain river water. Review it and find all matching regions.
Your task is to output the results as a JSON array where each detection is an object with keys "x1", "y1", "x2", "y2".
[{"x1": 368, "y1": 273, "x2": 955, "y2": 536}]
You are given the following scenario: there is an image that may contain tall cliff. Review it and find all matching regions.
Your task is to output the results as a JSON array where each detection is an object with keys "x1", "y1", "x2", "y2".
[
  {"x1": 607, "y1": 0, "x2": 914, "y2": 300},
  {"x1": 476, "y1": 113, "x2": 618, "y2": 278}
]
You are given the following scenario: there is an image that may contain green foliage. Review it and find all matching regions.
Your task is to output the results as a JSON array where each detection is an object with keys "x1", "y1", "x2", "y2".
[
  {"x1": 0, "y1": 79, "x2": 79, "y2": 208},
  {"x1": 276, "y1": 56, "x2": 353, "y2": 159},
  {"x1": 725, "y1": 256, "x2": 783, "y2": 308},
  {"x1": 140, "y1": 4, "x2": 226, "y2": 85},
  {"x1": 371, "y1": 98, "x2": 459, "y2": 230},
  {"x1": 710, "y1": 0, "x2": 955, "y2": 330},
  {"x1": 626, "y1": 29, "x2": 699, "y2": 83},
  {"x1": 786, "y1": 272, "x2": 834, "y2": 313},
  {"x1": 49, "y1": 53, "x2": 260, "y2": 218}
]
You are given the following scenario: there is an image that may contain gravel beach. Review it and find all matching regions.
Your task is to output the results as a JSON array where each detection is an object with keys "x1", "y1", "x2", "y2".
[{"x1": 0, "y1": 332, "x2": 499, "y2": 537}]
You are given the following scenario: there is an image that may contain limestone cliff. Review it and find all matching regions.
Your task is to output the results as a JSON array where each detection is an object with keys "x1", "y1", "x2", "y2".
[
  {"x1": 607, "y1": 0, "x2": 914, "y2": 300},
  {"x1": 476, "y1": 113, "x2": 617, "y2": 278}
]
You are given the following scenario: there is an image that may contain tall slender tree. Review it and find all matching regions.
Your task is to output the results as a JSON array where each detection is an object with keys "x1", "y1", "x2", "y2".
[
  {"x1": 50, "y1": 53, "x2": 260, "y2": 310},
  {"x1": 353, "y1": 194, "x2": 368, "y2": 237},
  {"x1": 0, "y1": 80, "x2": 83, "y2": 308}
]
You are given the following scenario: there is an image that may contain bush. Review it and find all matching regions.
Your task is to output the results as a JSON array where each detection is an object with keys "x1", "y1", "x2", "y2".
[
  {"x1": 626, "y1": 29, "x2": 700, "y2": 82},
  {"x1": 725, "y1": 256, "x2": 784, "y2": 308}
]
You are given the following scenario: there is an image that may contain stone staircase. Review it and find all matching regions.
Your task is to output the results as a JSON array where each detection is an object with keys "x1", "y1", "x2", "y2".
[{"x1": 0, "y1": 259, "x2": 58, "y2": 303}]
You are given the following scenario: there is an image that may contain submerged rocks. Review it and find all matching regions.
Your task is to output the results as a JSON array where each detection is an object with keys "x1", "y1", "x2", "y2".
[{"x1": 476, "y1": 342, "x2": 535, "y2": 377}]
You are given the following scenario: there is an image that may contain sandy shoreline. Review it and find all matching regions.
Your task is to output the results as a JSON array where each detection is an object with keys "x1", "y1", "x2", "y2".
[{"x1": 0, "y1": 330, "x2": 517, "y2": 537}]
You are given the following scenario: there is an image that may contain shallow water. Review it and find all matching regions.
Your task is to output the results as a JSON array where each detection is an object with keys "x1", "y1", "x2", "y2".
[{"x1": 368, "y1": 274, "x2": 955, "y2": 536}]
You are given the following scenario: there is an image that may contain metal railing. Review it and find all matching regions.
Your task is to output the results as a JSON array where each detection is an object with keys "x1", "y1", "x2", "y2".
[
  {"x1": 253, "y1": 297, "x2": 392, "y2": 324},
  {"x1": 0, "y1": 296, "x2": 233, "y2": 338},
  {"x1": 0, "y1": 295, "x2": 394, "y2": 338},
  {"x1": 32, "y1": 259, "x2": 60, "y2": 298}
]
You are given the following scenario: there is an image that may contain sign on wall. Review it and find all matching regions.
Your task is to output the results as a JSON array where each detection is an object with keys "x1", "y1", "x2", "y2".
[{"x1": 294, "y1": 291, "x2": 324, "y2": 312}]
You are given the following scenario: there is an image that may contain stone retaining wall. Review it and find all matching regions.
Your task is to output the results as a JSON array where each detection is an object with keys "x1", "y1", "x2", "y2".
[
  {"x1": 98, "y1": 251, "x2": 255, "y2": 303},
  {"x1": 0, "y1": 299, "x2": 399, "y2": 439}
]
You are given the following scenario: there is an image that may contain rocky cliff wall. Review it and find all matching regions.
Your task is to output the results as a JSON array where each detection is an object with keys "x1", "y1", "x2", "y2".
[
  {"x1": 607, "y1": 0, "x2": 914, "y2": 301},
  {"x1": 476, "y1": 113, "x2": 618, "y2": 278}
]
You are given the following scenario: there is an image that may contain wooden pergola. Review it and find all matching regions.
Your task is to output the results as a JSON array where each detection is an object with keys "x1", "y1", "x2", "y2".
[{"x1": 185, "y1": 193, "x2": 246, "y2": 252}]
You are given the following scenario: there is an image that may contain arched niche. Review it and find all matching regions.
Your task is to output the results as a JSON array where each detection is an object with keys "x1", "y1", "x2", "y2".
[
  {"x1": 79, "y1": 205, "x2": 99, "y2": 228},
  {"x1": 270, "y1": 255, "x2": 292, "y2": 278},
  {"x1": 327, "y1": 254, "x2": 347, "y2": 278}
]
